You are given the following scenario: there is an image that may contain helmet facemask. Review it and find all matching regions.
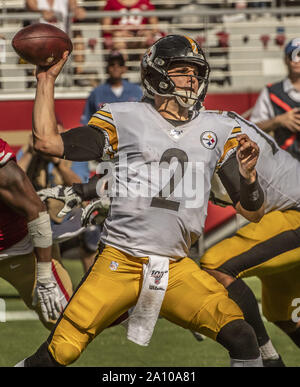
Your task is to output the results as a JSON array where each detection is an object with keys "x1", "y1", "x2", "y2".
[
  {"x1": 164, "y1": 66, "x2": 209, "y2": 108},
  {"x1": 141, "y1": 35, "x2": 210, "y2": 111}
]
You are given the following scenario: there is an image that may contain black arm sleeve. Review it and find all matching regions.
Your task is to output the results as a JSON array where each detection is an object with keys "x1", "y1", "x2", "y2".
[
  {"x1": 217, "y1": 152, "x2": 240, "y2": 206},
  {"x1": 239, "y1": 174, "x2": 264, "y2": 211},
  {"x1": 217, "y1": 152, "x2": 264, "y2": 211},
  {"x1": 61, "y1": 126, "x2": 105, "y2": 162},
  {"x1": 72, "y1": 174, "x2": 100, "y2": 201}
]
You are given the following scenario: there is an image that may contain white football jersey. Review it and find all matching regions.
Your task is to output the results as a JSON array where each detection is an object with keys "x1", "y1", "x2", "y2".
[
  {"x1": 88, "y1": 102, "x2": 300, "y2": 259},
  {"x1": 218, "y1": 112, "x2": 300, "y2": 214},
  {"x1": 88, "y1": 102, "x2": 246, "y2": 259}
]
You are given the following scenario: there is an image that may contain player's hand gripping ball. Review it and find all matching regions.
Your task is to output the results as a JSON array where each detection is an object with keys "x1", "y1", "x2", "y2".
[{"x1": 12, "y1": 23, "x2": 73, "y2": 67}]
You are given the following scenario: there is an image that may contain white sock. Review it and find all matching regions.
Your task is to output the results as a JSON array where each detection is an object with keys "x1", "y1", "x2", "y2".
[
  {"x1": 230, "y1": 356, "x2": 263, "y2": 367},
  {"x1": 14, "y1": 359, "x2": 26, "y2": 367},
  {"x1": 259, "y1": 340, "x2": 279, "y2": 360}
]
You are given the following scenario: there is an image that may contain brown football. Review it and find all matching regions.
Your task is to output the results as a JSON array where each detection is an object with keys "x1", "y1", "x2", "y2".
[{"x1": 12, "y1": 23, "x2": 73, "y2": 67}]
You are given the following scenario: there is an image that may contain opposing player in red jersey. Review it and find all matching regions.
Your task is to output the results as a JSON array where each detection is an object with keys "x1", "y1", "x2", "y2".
[
  {"x1": 0, "y1": 138, "x2": 72, "y2": 329},
  {"x1": 102, "y1": 0, "x2": 163, "y2": 58}
]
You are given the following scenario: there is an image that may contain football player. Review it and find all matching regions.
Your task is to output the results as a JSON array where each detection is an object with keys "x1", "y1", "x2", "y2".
[
  {"x1": 36, "y1": 131, "x2": 300, "y2": 368},
  {"x1": 16, "y1": 35, "x2": 265, "y2": 367},
  {"x1": 0, "y1": 138, "x2": 73, "y2": 330},
  {"x1": 200, "y1": 152, "x2": 300, "y2": 366}
]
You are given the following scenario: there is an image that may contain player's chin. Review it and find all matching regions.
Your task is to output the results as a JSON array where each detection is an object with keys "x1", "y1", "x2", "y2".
[{"x1": 291, "y1": 64, "x2": 300, "y2": 73}]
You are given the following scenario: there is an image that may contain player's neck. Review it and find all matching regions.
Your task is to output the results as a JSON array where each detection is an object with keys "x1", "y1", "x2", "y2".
[
  {"x1": 108, "y1": 78, "x2": 123, "y2": 87},
  {"x1": 155, "y1": 96, "x2": 190, "y2": 121}
]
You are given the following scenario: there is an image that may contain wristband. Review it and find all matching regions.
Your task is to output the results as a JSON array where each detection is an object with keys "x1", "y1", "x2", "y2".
[
  {"x1": 27, "y1": 212, "x2": 52, "y2": 248},
  {"x1": 239, "y1": 174, "x2": 264, "y2": 211},
  {"x1": 72, "y1": 175, "x2": 99, "y2": 201},
  {"x1": 36, "y1": 261, "x2": 52, "y2": 282}
]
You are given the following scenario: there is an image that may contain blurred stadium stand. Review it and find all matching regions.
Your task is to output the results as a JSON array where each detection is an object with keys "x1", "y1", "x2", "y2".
[
  {"x1": 0, "y1": 1, "x2": 299, "y2": 97},
  {"x1": 1, "y1": 1, "x2": 300, "y2": 152}
]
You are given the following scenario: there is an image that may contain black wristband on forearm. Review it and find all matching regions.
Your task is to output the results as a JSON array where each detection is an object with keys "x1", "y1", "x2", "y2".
[
  {"x1": 72, "y1": 175, "x2": 100, "y2": 201},
  {"x1": 239, "y1": 174, "x2": 264, "y2": 211}
]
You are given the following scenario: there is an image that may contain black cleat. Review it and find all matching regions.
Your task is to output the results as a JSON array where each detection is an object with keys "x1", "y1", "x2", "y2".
[{"x1": 263, "y1": 355, "x2": 286, "y2": 367}]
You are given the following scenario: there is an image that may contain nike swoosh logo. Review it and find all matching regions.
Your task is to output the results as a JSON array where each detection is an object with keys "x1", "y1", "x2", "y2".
[{"x1": 10, "y1": 264, "x2": 21, "y2": 270}]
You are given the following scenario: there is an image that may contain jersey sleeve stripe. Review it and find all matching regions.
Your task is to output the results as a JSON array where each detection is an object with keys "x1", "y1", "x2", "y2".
[
  {"x1": 231, "y1": 127, "x2": 242, "y2": 134},
  {"x1": 97, "y1": 109, "x2": 113, "y2": 118},
  {"x1": 89, "y1": 115, "x2": 115, "y2": 131},
  {"x1": 93, "y1": 111, "x2": 114, "y2": 124},
  {"x1": 88, "y1": 114, "x2": 118, "y2": 155},
  {"x1": 217, "y1": 137, "x2": 238, "y2": 166}
]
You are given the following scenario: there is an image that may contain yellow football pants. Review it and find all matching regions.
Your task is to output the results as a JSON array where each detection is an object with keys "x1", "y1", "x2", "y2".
[
  {"x1": 0, "y1": 252, "x2": 73, "y2": 330},
  {"x1": 47, "y1": 245, "x2": 243, "y2": 366},
  {"x1": 201, "y1": 209, "x2": 300, "y2": 322}
]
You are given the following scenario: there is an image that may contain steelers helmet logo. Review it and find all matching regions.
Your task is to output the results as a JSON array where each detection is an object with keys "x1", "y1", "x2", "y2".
[{"x1": 200, "y1": 131, "x2": 217, "y2": 149}]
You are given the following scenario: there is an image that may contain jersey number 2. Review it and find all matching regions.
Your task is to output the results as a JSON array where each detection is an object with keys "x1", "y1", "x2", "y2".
[{"x1": 150, "y1": 148, "x2": 188, "y2": 211}]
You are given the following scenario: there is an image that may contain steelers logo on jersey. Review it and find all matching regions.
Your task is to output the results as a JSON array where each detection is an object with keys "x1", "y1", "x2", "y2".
[{"x1": 200, "y1": 131, "x2": 217, "y2": 150}]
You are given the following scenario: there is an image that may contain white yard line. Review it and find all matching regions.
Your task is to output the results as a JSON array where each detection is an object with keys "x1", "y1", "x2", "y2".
[
  {"x1": 1, "y1": 303, "x2": 267, "y2": 323},
  {"x1": 4, "y1": 310, "x2": 39, "y2": 321}
]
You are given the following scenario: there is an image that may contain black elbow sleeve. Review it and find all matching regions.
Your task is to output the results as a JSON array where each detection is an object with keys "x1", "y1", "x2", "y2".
[
  {"x1": 239, "y1": 174, "x2": 264, "y2": 211},
  {"x1": 72, "y1": 175, "x2": 100, "y2": 201},
  {"x1": 217, "y1": 153, "x2": 240, "y2": 206}
]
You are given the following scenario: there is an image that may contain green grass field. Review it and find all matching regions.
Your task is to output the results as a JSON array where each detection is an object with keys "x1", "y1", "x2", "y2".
[{"x1": 0, "y1": 258, "x2": 299, "y2": 367}]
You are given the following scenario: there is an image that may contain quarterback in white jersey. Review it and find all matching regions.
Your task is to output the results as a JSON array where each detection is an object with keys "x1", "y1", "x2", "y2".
[
  {"x1": 88, "y1": 103, "x2": 260, "y2": 259},
  {"x1": 17, "y1": 35, "x2": 265, "y2": 367},
  {"x1": 36, "y1": 103, "x2": 300, "y2": 366},
  {"x1": 89, "y1": 104, "x2": 300, "y2": 260}
]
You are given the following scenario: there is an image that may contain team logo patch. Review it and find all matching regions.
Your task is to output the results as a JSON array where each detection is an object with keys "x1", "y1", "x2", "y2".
[
  {"x1": 200, "y1": 131, "x2": 217, "y2": 149},
  {"x1": 109, "y1": 261, "x2": 119, "y2": 271}
]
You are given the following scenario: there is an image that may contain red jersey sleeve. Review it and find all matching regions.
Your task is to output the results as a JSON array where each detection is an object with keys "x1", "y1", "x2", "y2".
[
  {"x1": 0, "y1": 139, "x2": 16, "y2": 166},
  {"x1": 103, "y1": 0, "x2": 114, "y2": 11}
]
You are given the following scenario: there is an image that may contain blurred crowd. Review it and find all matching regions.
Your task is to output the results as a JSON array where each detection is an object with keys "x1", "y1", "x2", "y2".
[
  {"x1": 16, "y1": 0, "x2": 167, "y2": 87},
  {"x1": 0, "y1": 1, "x2": 295, "y2": 89}
]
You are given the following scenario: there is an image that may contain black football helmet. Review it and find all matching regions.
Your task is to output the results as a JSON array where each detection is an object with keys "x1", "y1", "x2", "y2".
[{"x1": 141, "y1": 34, "x2": 210, "y2": 109}]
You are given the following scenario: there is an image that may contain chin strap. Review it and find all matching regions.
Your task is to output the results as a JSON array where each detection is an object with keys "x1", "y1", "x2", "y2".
[
  {"x1": 175, "y1": 91, "x2": 198, "y2": 108},
  {"x1": 172, "y1": 80, "x2": 207, "y2": 108}
]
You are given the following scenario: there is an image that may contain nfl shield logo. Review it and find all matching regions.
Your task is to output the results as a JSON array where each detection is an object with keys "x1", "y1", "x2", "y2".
[
  {"x1": 200, "y1": 131, "x2": 217, "y2": 150},
  {"x1": 109, "y1": 261, "x2": 119, "y2": 271},
  {"x1": 151, "y1": 270, "x2": 166, "y2": 285}
]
